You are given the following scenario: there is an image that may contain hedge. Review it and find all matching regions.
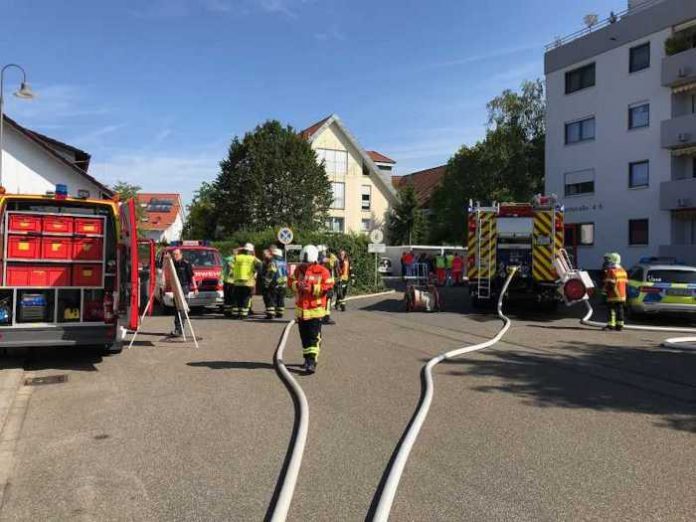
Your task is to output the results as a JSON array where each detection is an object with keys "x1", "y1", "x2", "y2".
[{"x1": 212, "y1": 228, "x2": 385, "y2": 294}]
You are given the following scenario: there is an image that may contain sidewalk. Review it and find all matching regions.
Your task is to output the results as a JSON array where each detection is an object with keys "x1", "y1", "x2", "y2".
[{"x1": 0, "y1": 356, "x2": 26, "y2": 511}]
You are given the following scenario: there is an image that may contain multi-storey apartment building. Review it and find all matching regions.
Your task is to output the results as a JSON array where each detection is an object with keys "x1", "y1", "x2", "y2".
[{"x1": 545, "y1": 0, "x2": 696, "y2": 269}]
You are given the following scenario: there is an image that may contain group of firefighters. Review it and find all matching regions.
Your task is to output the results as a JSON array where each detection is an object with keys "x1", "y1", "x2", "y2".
[
  {"x1": 400, "y1": 250, "x2": 465, "y2": 286},
  {"x1": 212, "y1": 242, "x2": 352, "y2": 373}
]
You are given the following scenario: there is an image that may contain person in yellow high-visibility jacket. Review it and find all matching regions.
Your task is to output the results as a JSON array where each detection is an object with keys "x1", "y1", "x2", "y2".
[{"x1": 231, "y1": 243, "x2": 261, "y2": 319}]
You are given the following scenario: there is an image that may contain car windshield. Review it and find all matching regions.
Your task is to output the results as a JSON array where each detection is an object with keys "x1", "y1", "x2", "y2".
[
  {"x1": 181, "y1": 249, "x2": 221, "y2": 267},
  {"x1": 646, "y1": 269, "x2": 696, "y2": 284}
]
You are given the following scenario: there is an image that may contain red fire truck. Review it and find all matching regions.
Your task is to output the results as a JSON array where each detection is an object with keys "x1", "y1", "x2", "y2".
[
  {"x1": 154, "y1": 240, "x2": 224, "y2": 312},
  {"x1": 0, "y1": 187, "x2": 139, "y2": 354}
]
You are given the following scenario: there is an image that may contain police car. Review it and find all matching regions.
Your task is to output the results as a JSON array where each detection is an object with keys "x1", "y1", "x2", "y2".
[{"x1": 627, "y1": 258, "x2": 696, "y2": 316}]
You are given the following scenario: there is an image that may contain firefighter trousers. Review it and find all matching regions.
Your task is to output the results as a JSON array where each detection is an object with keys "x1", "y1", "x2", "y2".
[
  {"x1": 336, "y1": 280, "x2": 349, "y2": 308},
  {"x1": 607, "y1": 302, "x2": 625, "y2": 329},
  {"x1": 223, "y1": 283, "x2": 235, "y2": 313},
  {"x1": 263, "y1": 286, "x2": 286, "y2": 317},
  {"x1": 232, "y1": 285, "x2": 252, "y2": 318},
  {"x1": 298, "y1": 318, "x2": 322, "y2": 360}
]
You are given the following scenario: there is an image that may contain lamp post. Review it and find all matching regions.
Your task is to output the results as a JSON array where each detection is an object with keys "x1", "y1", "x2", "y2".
[{"x1": 0, "y1": 64, "x2": 35, "y2": 187}]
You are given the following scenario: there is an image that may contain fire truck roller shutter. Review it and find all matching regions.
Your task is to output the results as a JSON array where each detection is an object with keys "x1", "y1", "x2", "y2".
[{"x1": 533, "y1": 210, "x2": 557, "y2": 282}]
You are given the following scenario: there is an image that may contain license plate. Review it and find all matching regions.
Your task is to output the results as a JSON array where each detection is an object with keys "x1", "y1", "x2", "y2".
[{"x1": 667, "y1": 288, "x2": 692, "y2": 297}]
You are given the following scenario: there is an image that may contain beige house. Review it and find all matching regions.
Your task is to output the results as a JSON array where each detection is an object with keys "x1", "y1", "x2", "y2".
[{"x1": 300, "y1": 114, "x2": 396, "y2": 234}]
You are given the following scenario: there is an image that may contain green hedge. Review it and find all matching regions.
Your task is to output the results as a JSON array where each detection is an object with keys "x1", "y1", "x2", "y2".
[{"x1": 213, "y1": 228, "x2": 385, "y2": 294}]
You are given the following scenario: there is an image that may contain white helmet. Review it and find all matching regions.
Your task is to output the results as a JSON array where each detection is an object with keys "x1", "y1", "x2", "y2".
[
  {"x1": 300, "y1": 244, "x2": 319, "y2": 264},
  {"x1": 317, "y1": 244, "x2": 327, "y2": 253},
  {"x1": 243, "y1": 243, "x2": 254, "y2": 252},
  {"x1": 271, "y1": 246, "x2": 283, "y2": 257}
]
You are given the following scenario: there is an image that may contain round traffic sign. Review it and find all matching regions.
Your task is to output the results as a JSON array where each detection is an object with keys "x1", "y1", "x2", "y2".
[
  {"x1": 370, "y1": 229, "x2": 384, "y2": 244},
  {"x1": 277, "y1": 227, "x2": 294, "y2": 245}
]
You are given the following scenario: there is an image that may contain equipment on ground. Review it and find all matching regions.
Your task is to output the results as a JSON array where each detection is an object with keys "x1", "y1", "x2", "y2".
[
  {"x1": 467, "y1": 194, "x2": 564, "y2": 309},
  {"x1": 404, "y1": 262, "x2": 441, "y2": 312}
]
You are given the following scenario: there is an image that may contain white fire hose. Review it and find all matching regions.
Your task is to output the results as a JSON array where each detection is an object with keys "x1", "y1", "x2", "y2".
[
  {"x1": 580, "y1": 301, "x2": 696, "y2": 349},
  {"x1": 371, "y1": 267, "x2": 519, "y2": 522},
  {"x1": 268, "y1": 320, "x2": 309, "y2": 522}
]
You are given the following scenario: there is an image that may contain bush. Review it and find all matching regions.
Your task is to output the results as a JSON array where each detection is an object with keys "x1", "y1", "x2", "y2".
[
  {"x1": 665, "y1": 30, "x2": 695, "y2": 56},
  {"x1": 213, "y1": 228, "x2": 385, "y2": 295}
]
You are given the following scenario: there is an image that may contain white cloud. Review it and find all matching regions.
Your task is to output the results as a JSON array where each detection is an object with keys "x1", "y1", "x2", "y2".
[
  {"x1": 4, "y1": 84, "x2": 111, "y2": 125},
  {"x1": 91, "y1": 151, "x2": 222, "y2": 204},
  {"x1": 425, "y1": 43, "x2": 543, "y2": 70}
]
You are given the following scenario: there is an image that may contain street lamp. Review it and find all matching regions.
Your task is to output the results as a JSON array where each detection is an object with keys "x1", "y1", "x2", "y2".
[{"x1": 0, "y1": 64, "x2": 36, "y2": 187}]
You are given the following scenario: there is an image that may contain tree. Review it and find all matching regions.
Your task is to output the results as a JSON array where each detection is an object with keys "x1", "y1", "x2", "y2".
[
  {"x1": 111, "y1": 181, "x2": 146, "y2": 231},
  {"x1": 183, "y1": 182, "x2": 217, "y2": 239},
  {"x1": 429, "y1": 79, "x2": 546, "y2": 244},
  {"x1": 387, "y1": 185, "x2": 427, "y2": 245},
  {"x1": 211, "y1": 120, "x2": 332, "y2": 235}
]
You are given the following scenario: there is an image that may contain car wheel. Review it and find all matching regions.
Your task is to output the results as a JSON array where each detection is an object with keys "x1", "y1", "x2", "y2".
[{"x1": 102, "y1": 343, "x2": 123, "y2": 356}]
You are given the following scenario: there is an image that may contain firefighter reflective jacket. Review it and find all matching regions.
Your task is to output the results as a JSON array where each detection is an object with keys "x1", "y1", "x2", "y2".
[
  {"x1": 288, "y1": 263, "x2": 334, "y2": 320},
  {"x1": 435, "y1": 256, "x2": 446, "y2": 269},
  {"x1": 323, "y1": 253, "x2": 339, "y2": 278},
  {"x1": 222, "y1": 255, "x2": 235, "y2": 284},
  {"x1": 264, "y1": 256, "x2": 288, "y2": 288},
  {"x1": 603, "y1": 266, "x2": 628, "y2": 303},
  {"x1": 233, "y1": 254, "x2": 261, "y2": 287},
  {"x1": 452, "y1": 255, "x2": 464, "y2": 273},
  {"x1": 338, "y1": 257, "x2": 351, "y2": 282}
]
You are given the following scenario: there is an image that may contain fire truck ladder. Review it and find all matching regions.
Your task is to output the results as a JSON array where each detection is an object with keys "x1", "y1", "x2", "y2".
[{"x1": 475, "y1": 204, "x2": 497, "y2": 300}]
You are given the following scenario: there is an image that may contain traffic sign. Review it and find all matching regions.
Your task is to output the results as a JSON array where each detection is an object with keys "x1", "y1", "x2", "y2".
[
  {"x1": 370, "y1": 229, "x2": 384, "y2": 244},
  {"x1": 277, "y1": 227, "x2": 294, "y2": 245},
  {"x1": 368, "y1": 243, "x2": 386, "y2": 254}
]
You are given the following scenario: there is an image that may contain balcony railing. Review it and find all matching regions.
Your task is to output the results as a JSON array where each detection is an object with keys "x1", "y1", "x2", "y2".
[
  {"x1": 662, "y1": 47, "x2": 696, "y2": 87},
  {"x1": 661, "y1": 113, "x2": 696, "y2": 149},
  {"x1": 660, "y1": 177, "x2": 696, "y2": 210},
  {"x1": 545, "y1": 0, "x2": 665, "y2": 52}
]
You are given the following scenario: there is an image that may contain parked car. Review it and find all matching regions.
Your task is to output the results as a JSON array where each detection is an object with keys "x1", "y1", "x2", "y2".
[
  {"x1": 378, "y1": 257, "x2": 393, "y2": 276},
  {"x1": 627, "y1": 259, "x2": 696, "y2": 316}
]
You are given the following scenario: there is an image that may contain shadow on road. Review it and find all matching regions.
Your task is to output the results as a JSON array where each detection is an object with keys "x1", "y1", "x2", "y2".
[
  {"x1": 187, "y1": 360, "x2": 306, "y2": 375},
  {"x1": 21, "y1": 347, "x2": 104, "y2": 372},
  {"x1": 443, "y1": 340, "x2": 696, "y2": 433}
]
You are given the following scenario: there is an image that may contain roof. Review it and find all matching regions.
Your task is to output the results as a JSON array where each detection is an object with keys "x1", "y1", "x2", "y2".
[
  {"x1": 299, "y1": 114, "x2": 397, "y2": 201},
  {"x1": 392, "y1": 165, "x2": 446, "y2": 208},
  {"x1": 367, "y1": 150, "x2": 396, "y2": 164},
  {"x1": 299, "y1": 116, "x2": 332, "y2": 140},
  {"x1": 24, "y1": 128, "x2": 92, "y2": 171},
  {"x1": 137, "y1": 193, "x2": 184, "y2": 231},
  {"x1": 2, "y1": 115, "x2": 112, "y2": 196}
]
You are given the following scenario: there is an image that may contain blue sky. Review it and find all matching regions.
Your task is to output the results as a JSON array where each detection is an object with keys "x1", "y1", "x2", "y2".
[{"x1": 2, "y1": 0, "x2": 618, "y2": 203}]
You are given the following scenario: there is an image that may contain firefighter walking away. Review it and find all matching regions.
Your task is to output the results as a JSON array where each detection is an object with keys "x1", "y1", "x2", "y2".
[
  {"x1": 602, "y1": 252, "x2": 628, "y2": 331},
  {"x1": 289, "y1": 244, "x2": 334, "y2": 374},
  {"x1": 262, "y1": 246, "x2": 288, "y2": 319}
]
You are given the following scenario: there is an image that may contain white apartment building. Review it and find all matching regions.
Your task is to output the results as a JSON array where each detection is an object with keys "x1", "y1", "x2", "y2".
[{"x1": 545, "y1": 0, "x2": 696, "y2": 269}]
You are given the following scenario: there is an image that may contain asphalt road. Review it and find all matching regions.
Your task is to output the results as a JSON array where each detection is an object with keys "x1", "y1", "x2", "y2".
[{"x1": 0, "y1": 289, "x2": 695, "y2": 521}]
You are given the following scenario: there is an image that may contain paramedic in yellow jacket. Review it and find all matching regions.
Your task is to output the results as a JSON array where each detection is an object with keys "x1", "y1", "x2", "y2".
[{"x1": 231, "y1": 243, "x2": 261, "y2": 319}]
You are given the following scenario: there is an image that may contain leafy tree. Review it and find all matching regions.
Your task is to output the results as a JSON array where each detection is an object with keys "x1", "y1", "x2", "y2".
[
  {"x1": 429, "y1": 79, "x2": 546, "y2": 244},
  {"x1": 387, "y1": 185, "x2": 427, "y2": 245},
  {"x1": 212, "y1": 120, "x2": 332, "y2": 235},
  {"x1": 111, "y1": 181, "x2": 146, "y2": 233},
  {"x1": 183, "y1": 182, "x2": 217, "y2": 239}
]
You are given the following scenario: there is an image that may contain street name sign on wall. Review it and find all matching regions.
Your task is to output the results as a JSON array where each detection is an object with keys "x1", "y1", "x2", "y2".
[{"x1": 368, "y1": 243, "x2": 386, "y2": 254}]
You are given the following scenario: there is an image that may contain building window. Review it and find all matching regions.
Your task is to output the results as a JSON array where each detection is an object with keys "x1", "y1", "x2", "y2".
[
  {"x1": 565, "y1": 63, "x2": 595, "y2": 94},
  {"x1": 629, "y1": 219, "x2": 649, "y2": 245},
  {"x1": 629, "y1": 42, "x2": 650, "y2": 73},
  {"x1": 326, "y1": 217, "x2": 344, "y2": 233},
  {"x1": 361, "y1": 185, "x2": 372, "y2": 210},
  {"x1": 565, "y1": 117, "x2": 595, "y2": 144},
  {"x1": 330, "y1": 182, "x2": 345, "y2": 209},
  {"x1": 579, "y1": 223, "x2": 595, "y2": 245},
  {"x1": 564, "y1": 169, "x2": 595, "y2": 196},
  {"x1": 628, "y1": 103, "x2": 650, "y2": 129},
  {"x1": 362, "y1": 162, "x2": 370, "y2": 176},
  {"x1": 629, "y1": 161, "x2": 649, "y2": 188},
  {"x1": 361, "y1": 219, "x2": 372, "y2": 233},
  {"x1": 316, "y1": 148, "x2": 348, "y2": 176}
]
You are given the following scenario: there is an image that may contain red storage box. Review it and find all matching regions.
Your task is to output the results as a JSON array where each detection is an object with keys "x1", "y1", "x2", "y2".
[
  {"x1": 41, "y1": 237, "x2": 72, "y2": 260},
  {"x1": 6, "y1": 264, "x2": 71, "y2": 287},
  {"x1": 72, "y1": 238, "x2": 103, "y2": 261},
  {"x1": 8, "y1": 235, "x2": 40, "y2": 259},
  {"x1": 74, "y1": 218, "x2": 103, "y2": 235},
  {"x1": 73, "y1": 264, "x2": 103, "y2": 286},
  {"x1": 8, "y1": 215, "x2": 42, "y2": 234},
  {"x1": 42, "y1": 216, "x2": 74, "y2": 234}
]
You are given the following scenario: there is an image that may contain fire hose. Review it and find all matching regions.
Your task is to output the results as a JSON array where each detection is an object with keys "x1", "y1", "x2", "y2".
[
  {"x1": 267, "y1": 320, "x2": 308, "y2": 522},
  {"x1": 580, "y1": 301, "x2": 696, "y2": 349},
  {"x1": 370, "y1": 267, "x2": 519, "y2": 521}
]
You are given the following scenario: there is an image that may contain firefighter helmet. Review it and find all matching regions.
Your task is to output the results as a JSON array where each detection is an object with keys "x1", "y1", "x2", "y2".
[{"x1": 301, "y1": 245, "x2": 319, "y2": 264}]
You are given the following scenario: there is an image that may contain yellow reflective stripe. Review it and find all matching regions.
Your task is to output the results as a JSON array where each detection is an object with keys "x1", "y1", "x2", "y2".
[
  {"x1": 313, "y1": 284, "x2": 322, "y2": 297},
  {"x1": 296, "y1": 308, "x2": 326, "y2": 320},
  {"x1": 325, "y1": 277, "x2": 335, "y2": 285}
]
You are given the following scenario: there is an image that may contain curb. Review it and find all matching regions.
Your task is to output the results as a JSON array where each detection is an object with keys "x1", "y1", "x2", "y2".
[
  {"x1": 345, "y1": 290, "x2": 396, "y2": 302},
  {"x1": 0, "y1": 366, "x2": 30, "y2": 512}
]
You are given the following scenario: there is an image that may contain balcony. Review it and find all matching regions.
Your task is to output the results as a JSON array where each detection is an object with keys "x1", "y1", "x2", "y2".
[
  {"x1": 661, "y1": 112, "x2": 696, "y2": 149},
  {"x1": 660, "y1": 177, "x2": 696, "y2": 210},
  {"x1": 662, "y1": 47, "x2": 696, "y2": 88}
]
